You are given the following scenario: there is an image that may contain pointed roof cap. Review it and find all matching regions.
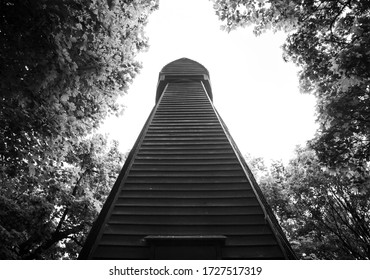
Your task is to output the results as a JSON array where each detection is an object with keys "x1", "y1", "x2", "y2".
[
  {"x1": 156, "y1": 58, "x2": 212, "y2": 102},
  {"x1": 160, "y1": 57, "x2": 210, "y2": 77}
]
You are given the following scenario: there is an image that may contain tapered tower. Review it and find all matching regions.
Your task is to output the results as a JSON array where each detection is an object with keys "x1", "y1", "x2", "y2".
[{"x1": 79, "y1": 58, "x2": 296, "y2": 259}]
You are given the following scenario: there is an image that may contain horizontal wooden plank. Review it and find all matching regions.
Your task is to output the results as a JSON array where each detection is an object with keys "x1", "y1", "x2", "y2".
[
  {"x1": 153, "y1": 114, "x2": 216, "y2": 119},
  {"x1": 111, "y1": 206, "x2": 264, "y2": 215},
  {"x1": 132, "y1": 160, "x2": 239, "y2": 165},
  {"x1": 141, "y1": 142, "x2": 229, "y2": 148},
  {"x1": 114, "y1": 197, "x2": 260, "y2": 206},
  {"x1": 139, "y1": 145, "x2": 231, "y2": 150},
  {"x1": 102, "y1": 224, "x2": 274, "y2": 236},
  {"x1": 124, "y1": 177, "x2": 248, "y2": 184},
  {"x1": 152, "y1": 119, "x2": 219, "y2": 123},
  {"x1": 155, "y1": 110, "x2": 214, "y2": 114},
  {"x1": 145, "y1": 130, "x2": 225, "y2": 135},
  {"x1": 150, "y1": 122, "x2": 219, "y2": 126},
  {"x1": 147, "y1": 131, "x2": 223, "y2": 135},
  {"x1": 144, "y1": 133, "x2": 226, "y2": 138},
  {"x1": 127, "y1": 170, "x2": 245, "y2": 177},
  {"x1": 130, "y1": 164, "x2": 241, "y2": 171},
  {"x1": 137, "y1": 150, "x2": 234, "y2": 155},
  {"x1": 122, "y1": 182, "x2": 251, "y2": 191},
  {"x1": 134, "y1": 156, "x2": 236, "y2": 161},
  {"x1": 97, "y1": 234, "x2": 279, "y2": 247},
  {"x1": 108, "y1": 214, "x2": 267, "y2": 225},
  {"x1": 160, "y1": 99, "x2": 208, "y2": 102},
  {"x1": 151, "y1": 117, "x2": 217, "y2": 120},
  {"x1": 119, "y1": 190, "x2": 256, "y2": 198},
  {"x1": 157, "y1": 104, "x2": 212, "y2": 108},
  {"x1": 149, "y1": 124, "x2": 221, "y2": 128},
  {"x1": 142, "y1": 137, "x2": 227, "y2": 141},
  {"x1": 157, "y1": 99, "x2": 210, "y2": 102},
  {"x1": 154, "y1": 112, "x2": 215, "y2": 117},
  {"x1": 145, "y1": 128, "x2": 223, "y2": 133}
]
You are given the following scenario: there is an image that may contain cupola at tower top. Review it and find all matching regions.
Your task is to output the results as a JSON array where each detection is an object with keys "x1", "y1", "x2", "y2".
[{"x1": 156, "y1": 58, "x2": 213, "y2": 102}]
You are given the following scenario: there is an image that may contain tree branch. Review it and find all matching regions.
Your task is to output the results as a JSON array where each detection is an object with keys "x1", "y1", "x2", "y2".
[
  {"x1": 54, "y1": 168, "x2": 90, "y2": 235},
  {"x1": 329, "y1": 0, "x2": 352, "y2": 37},
  {"x1": 319, "y1": 209, "x2": 363, "y2": 258},
  {"x1": 24, "y1": 223, "x2": 85, "y2": 259}
]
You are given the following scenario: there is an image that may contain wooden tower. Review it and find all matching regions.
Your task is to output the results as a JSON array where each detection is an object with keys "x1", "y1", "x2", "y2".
[{"x1": 79, "y1": 58, "x2": 296, "y2": 259}]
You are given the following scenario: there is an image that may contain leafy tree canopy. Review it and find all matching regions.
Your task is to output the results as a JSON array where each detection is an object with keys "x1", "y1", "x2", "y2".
[
  {"x1": 1, "y1": 134, "x2": 126, "y2": 259},
  {"x1": 212, "y1": 0, "x2": 370, "y2": 179},
  {"x1": 1, "y1": 0, "x2": 158, "y2": 164},
  {"x1": 247, "y1": 147, "x2": 370, "y2": 259},
  {"x1": 0, "y1": 0, "x2": 158, "y2": 259},
  {"x1": 218, "y1": 0, "x2": 370, "y2": 259}
]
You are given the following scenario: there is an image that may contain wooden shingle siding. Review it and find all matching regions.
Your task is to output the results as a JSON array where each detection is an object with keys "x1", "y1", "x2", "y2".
[{"x1": 79, "y1": 58, "x2": 296, "y2": 259}]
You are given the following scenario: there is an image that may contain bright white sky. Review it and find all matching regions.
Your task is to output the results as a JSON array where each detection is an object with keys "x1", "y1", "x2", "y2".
[{"x1": 100, "y1": 0, "x2": 318, "y2": 163}]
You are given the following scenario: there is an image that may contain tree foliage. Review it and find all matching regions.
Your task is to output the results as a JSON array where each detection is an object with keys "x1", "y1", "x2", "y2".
[
  {"x1": 215, "y1": 0, "x2": 370, "y2": 258},
  {"x1": 212, "y1": 0, "x2": 370, "y2": 177},
  {"x1": 0, "y1": 0, "x2": 158, "y2": 259},
  {"x1": 1, "y1": 0, "x2": 158, "y2": 167},
  {"x1": 248, "y1": 147, "x2": 370, "y2": 259},
  {"x1": 1, "y1": 134, "x2": 126, "y2": 259}
]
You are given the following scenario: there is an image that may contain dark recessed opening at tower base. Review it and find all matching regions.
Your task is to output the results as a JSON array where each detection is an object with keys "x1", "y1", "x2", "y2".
[{"x1": 78, "y1": 58, "x2": 297, "y2": 260}]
